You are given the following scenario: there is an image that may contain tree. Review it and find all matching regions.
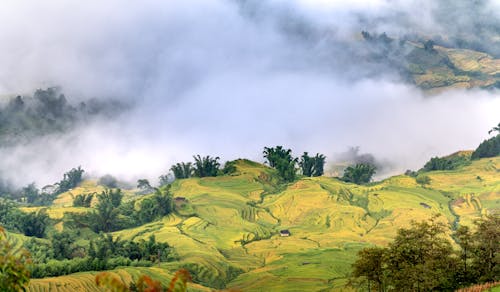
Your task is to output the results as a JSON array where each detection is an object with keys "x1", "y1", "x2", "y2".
[
  {"x1": 90, "y1": 189, "x2": 123, "y2": 232},
  {"x1": 193, "y1": 155, "x2": 220, "y2": 178},
  {"x1": 263, "y1": 146, "x2": 298, "y2": 182},
  {"x1": 137, "y1": 179, "x2": 153, "y2": 193},
  {"x1": 56, "y1": 166, "x2": 84, "y2": 194},
  {"x1": 488, "y1": 122, "x2": 500, "y2": 135},
  {"x1": 471, "y1": 135, "x2": 500, "y2": 160},
  {"x1": 51, "y1": 231, "x2": 75, "y2": 260},
  {"x1": 342, "y1": 163, "x2": 376, "y2": 184},
  {"x1": 352, "y1": 247, "x2": 386, "y2": 291},
  {"x1": 312, "y1": 153, "x2": 326, "y2": 177},
  {"x1": 73, "y1": 193, "x2": 94, "y2": 207},
  {"x1": 137, "y1": 188, "x2": 173, "y2": 224},
  {"x1": 158, "y1": 174, "x2": 173, "y2": 187},
  {"x1": 385, "y1": 216, "x2": 456, "y2": 291},
  {"x1": 222, "y1": 160, "x2": 237, "y2": 175},
  {"x1": 170, "y1": 162, "x2": 193, "y2": 179},
  {"x1": 299, "y1": 152, "x2": 314, "y2": 177},
  {"x1": 18, "y1": 209, "x2": 50, "y2": 238},
  {"x1": 0, "y1": 227, "x2": 31, "y2": 291},
  {"x1": 424, "y1": 39, "x2": 435, "y2": 51},
  {"x1": 454, "y1": 225, "x2": 474, "y2": 285},
  {"x1": 22, "y1": 183, "x2": 39, "y2": 204},
  {"x1": 470, "y1": 215, "x2": 499, "y2": 282}
]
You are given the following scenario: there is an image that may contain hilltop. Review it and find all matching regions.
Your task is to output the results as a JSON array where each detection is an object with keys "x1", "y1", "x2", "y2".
[
  {"x1": 360, "y1": 32, "x2": 500, "y2": 93},
  {"x1": 22, "y1": 156, "x2": 499, "y2": 291}
]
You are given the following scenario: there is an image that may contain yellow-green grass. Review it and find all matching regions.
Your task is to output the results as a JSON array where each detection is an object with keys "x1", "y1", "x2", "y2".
[
  {"x1": 25, "y1": 156, "x2": 499, "y2": 291},
  {"x1": 408, "y1": 45, "x2": 500, "y2": 92},
  {"x1": 28, "y1": 267, "x2": 211, "y2": 292},
  {"x1": 53, "y1": 180, "x2": 138, "y2": 207},
  {"x1": 20, "y1": 206, "x2": 90, "y2": 220}
]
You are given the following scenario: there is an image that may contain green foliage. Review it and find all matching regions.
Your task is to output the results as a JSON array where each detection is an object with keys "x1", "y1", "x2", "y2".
[
  {"x1": 137, "y1": 179, "x2": 154, "y2": 193},
  {"x1": 22, "y1": 183, "x2": 39, "y2": 204},
  {"x1": 472, "y1": 134, "x2": 500, "y2": 160},
  {"x1": 193, "y1": 155, "x2": 220, "y2": 177},
  {"x1": 299, "y1": 152, "x2": 326, "y2": 177},
  {"x1": 0, "y1": 227, "x2": 31, "y2": 291},
  {"x1": 263, "y1": 146, "x2": 298, "y2": 182},
  {"x1": 73, "y1": 193, "x2": 94, "y2": 207},
  {"x1": 51, "y1": 231, "x2": 76, "y2": 260},
  {"x1": 470, "y1": 215, "x2": 500, "y2": 282},
  {"x1": 170, "y1": 162, "x2": 193, "y2": 179},
  {"x1": 385, "y1": 216, "x2": 456, "y2": 291},
  {"x1": 18, "y1": 209, "x2": 50, "y2": 238},
  {"x1": 352, "y1": 247, "x2": 386, "y2": 291},
  {"x1": 342, "y1": 163, "x2": 376, "y2": 184},
  {"x1": 136, "y1": 188, "x2": 173, "y2": 224},
  {"x1": 422, "y1": 155, "x2": 470, "y2": 171},
  {"x1": 222, "y1": 160, "x2": 238, "y2": 175},
  {"x1": 488, "y1": 122, "x2": 500, "y2": 135},
  {"x1": 89, "y1": 189, "x2": 123, "y2": 232},
  {"x1": 56, "y1": 166, "x2": 84, "y2": 194},
  {"x1": 352, "y1": 215, "x2": 500, "y2": 291},
  {"x1": 29, "y1": 233, "x2": 170, "y2": 279},
  {"x1": 415, "y1": 174, "x2": 431, "y2": 185},
  {"x1": 0, "y1": 199, "x2": 24, "y2": 231}
]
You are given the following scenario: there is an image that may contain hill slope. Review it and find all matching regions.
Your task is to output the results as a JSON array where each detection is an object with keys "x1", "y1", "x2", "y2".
[{"x1": 27, "y1": 157, "x2": 499, "y2": 291}]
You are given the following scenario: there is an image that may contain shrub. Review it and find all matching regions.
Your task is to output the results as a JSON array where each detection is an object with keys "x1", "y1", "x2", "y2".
[{"x1": 416, "y1": 175, "x2": 431, "y2": 185}]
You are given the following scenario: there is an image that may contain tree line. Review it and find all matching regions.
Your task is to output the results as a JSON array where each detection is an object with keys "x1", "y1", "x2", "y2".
[
  {"x1": 351, "y1": 215, "x2": 499, "y2": 291},
  {"x1": 169, "y1": 155, "x2": 237, "y2": 179}
]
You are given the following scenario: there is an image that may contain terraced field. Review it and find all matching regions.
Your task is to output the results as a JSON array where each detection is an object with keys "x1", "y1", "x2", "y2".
[
  {"x1": 406, "y1": 42, "x2": 500, "y2": 93},
  {"x1": 26, "y1": 157, "x2": 499, "y2": 291}
]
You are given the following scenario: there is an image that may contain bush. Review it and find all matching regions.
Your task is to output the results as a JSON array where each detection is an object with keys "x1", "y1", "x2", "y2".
[{"x1": 416, "y1": 175, "x2": 431, "y2": 185}]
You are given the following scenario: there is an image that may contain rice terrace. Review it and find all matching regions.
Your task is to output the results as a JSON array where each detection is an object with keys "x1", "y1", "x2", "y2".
[{"x1": 0, "y1": 1, "x2": 499, "y2": 291}]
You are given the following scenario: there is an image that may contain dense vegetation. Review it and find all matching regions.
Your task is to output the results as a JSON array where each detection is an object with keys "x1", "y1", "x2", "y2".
[
  {"x1": 0, "y1": 200, "x2": 50, "y2": 238},
  {"x1": 263, "y1": 146, "x2": 326, "y2": 182},
  {"x1": 26, "y1": 233, "x2": 171, "y2": 278},
  {"x1": 422, "y1": 154, "x2": 470, "y2": 171},
  {"x1": 68, "y1": 188, "x2": 173, "y2": 233},
  {"x1": 472, "y1": 134, "x2": 500, "y2": 160},
  {"x1": 0, "y1": 227, "x2": 31, "y2": 291},
  {"x1": 0, "y1": 88, "x2": 126, "y2": 146},
  {"x1": 352, "y1": 215, "x2": 499, "y2": 291}
]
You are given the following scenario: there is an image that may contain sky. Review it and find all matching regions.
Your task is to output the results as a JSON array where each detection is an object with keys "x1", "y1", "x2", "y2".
[{"x1": 0, "y1": 0, "x2": 499, "y2": 186}]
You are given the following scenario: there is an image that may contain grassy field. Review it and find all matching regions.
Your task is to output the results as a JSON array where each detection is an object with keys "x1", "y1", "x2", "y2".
[{"x1": 26, "y1": 157, "x2": 499, "y2": 291}]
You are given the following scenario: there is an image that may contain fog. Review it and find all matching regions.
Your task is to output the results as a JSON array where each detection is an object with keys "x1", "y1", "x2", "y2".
[{"x1": 0, "y1": 0, "x2": 499, "y2": 186}]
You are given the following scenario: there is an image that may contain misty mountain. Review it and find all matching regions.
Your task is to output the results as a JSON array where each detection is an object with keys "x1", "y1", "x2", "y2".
[{"x1": 0, "y1": 87, "x2": 128, "y2": 146}]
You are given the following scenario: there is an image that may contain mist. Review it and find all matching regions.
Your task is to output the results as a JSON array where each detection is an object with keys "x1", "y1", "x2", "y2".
[{"x1": 0, "y1": 0, "x2": 499, "y2": 187}]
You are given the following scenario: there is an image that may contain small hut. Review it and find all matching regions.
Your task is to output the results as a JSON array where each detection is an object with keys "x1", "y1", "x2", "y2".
[{"x1": 280, "y1": 230, "x2": 291, "y2": 237}]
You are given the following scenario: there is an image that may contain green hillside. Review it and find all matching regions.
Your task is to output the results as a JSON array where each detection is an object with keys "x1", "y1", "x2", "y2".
[{"x1": 24, "y1": 157, "x2": 499, "y2": 291}]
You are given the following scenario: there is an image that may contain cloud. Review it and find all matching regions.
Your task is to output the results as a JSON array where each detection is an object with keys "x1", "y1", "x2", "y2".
[{"x1": 0, "y1": 0, "x2": 498, "y2": 186}]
